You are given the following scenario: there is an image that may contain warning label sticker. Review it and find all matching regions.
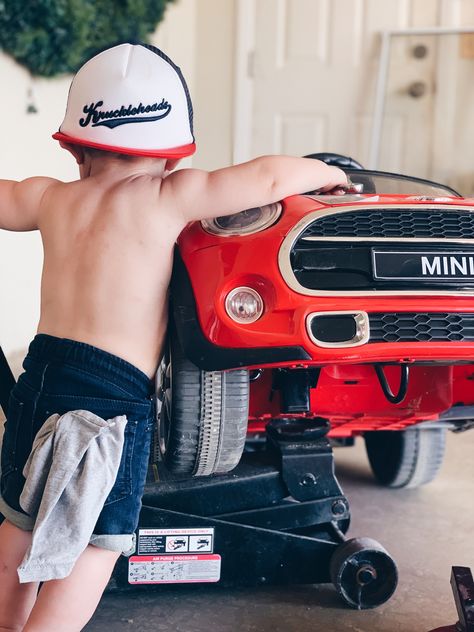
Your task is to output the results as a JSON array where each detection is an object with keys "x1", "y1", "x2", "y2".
[
  {"x1": 128, "y1": 554, "x2": 221, "y2": 584},
  {"x1": 138, "y1": 528, "x2": 214, "y2": 555}
]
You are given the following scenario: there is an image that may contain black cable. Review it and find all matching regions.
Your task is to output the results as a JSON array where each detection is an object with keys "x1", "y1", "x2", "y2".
[{"x1": 374, "y1": 364, "x2": 409, "y2": 405}]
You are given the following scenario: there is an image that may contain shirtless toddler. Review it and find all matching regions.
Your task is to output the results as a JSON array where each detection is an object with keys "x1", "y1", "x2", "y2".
[{"x1": 0, "y1": 43, "x2": 346, "y2": 631}]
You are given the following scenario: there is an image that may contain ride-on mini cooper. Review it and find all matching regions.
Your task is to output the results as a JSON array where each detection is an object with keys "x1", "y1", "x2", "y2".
[
  {"x1": 3, "y1": 155, "x2": 469, "y2": 607},
  {"x1": 158, "y1": 153, "x2": 474, "y2": 488}
]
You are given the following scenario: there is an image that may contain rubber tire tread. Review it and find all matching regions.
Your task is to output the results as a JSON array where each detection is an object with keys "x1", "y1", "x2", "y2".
[
  {"x1": 364, "y1": 427, "x2": 446, "y2": 489},
  {"x1": 213, "y1": 370, "x2": 249, "y2": 474},
  {"x1": 163, "y1": 335, "x2": 249, "y2": 476}
]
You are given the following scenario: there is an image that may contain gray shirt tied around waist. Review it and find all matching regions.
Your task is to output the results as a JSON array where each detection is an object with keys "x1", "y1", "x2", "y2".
[{"x1": 17, "y1": 409, "x2": 127, "y2": 583}]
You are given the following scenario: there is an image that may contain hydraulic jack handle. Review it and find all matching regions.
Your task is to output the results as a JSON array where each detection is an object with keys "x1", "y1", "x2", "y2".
[
  {"x1": 0, "y1": 345, "x2": 15, "y2": 416},
  {"x1": 430, "y1": 567, "x2": 474, "y2": 632}
]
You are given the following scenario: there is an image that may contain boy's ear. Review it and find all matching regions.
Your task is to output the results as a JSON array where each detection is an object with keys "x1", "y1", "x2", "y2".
[
  {"x1": 165, "y1": 158, "x2": 181, "y2": 172},
  {"x1": 59, "y1": 141, "x2": 85, "y2": 165}
]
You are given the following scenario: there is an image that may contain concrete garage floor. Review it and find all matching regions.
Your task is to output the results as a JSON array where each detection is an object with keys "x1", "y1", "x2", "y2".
[{"x1": 86, "y1": 431, "x2": 474, "y2": 632}]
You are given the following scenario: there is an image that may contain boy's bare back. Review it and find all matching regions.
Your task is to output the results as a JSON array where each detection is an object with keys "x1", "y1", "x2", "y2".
[
  {"x1": 38, "y1": 163, "x2": 178, "y2": 377},
  {"x1": 0, "y1": 152, "x2": 345, "y2": 377}
]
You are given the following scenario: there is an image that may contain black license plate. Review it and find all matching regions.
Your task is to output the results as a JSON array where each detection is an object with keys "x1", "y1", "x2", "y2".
[{"x1": 372, "y1": 249, "x2": 474, "y2": 282}]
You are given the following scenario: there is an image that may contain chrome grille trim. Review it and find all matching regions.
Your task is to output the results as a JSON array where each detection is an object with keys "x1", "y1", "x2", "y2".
[
  {"x1": 307, "y1": 311, "x2": 370, "y2": 348},
  {"x1": 278, "y1": 204, "x2": 474, "y2": 297}
]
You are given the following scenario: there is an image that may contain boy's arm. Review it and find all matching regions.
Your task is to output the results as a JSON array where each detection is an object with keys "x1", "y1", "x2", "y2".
[
  {"x1": 0, "y1": 177, "x2": 56, "y2": 231},
  {"x1": 164, "y1": 156, "x2": 347, "y2": 222}
]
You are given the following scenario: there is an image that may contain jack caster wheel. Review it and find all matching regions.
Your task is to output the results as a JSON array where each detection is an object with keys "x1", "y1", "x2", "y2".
[{"x1": 330, "y1": 537, "x2": 398, "y2": 609}]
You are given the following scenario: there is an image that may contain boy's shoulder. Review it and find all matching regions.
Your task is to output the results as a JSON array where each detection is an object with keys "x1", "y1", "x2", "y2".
[
  {"x1": 21, "y1": 176, "x2": 60, "y2": 191},
  {"x1": 0, "y1": 176, "x2": 61, "y2": 231},
  {"x1": 18, "y1": 176, "x2": 63, "y2": 204}
]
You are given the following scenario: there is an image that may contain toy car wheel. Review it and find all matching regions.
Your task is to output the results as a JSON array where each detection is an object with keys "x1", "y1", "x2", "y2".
[
  {"x1": 157, "y1": 334, "x2": 249, "y2": 477},
  {"x1": 330, "y1": 537, "x2": 398, "y2": 609},
  {"x1": 364, "y1": 427, "x2": 446, "y2": 489}
]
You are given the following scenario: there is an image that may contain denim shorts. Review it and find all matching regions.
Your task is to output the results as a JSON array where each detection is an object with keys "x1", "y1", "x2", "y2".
[{"x1": 0, "y1": 334, "x2": 155, "y2": 555}]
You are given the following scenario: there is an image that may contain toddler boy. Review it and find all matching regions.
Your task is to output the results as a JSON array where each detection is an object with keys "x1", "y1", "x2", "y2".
[{"x1": 0, "y1": 42, "x2": 346, "y2": 631}]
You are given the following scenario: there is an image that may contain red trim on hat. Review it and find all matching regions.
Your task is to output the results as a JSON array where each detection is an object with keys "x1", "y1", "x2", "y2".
[{"x1": 52, "y1": 131, "x2": 196, "y2": 159}]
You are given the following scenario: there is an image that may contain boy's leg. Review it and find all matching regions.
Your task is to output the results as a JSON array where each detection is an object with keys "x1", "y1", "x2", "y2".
[
  {"x1": 23, "y1": 544, "x2": 120, "y2": 632},
  {"x1": 0, "y1": 519, "x2": 39, "y2": 632}
]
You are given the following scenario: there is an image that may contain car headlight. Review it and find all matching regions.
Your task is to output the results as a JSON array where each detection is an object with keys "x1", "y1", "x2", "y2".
[{"x1": 201, "y1": 202, "x2": 282, "y2": 236}]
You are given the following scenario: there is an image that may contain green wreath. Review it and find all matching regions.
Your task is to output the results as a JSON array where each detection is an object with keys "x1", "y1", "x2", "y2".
[{"x1": 0, "y1": 0, "x2": 175, "y2": 78}]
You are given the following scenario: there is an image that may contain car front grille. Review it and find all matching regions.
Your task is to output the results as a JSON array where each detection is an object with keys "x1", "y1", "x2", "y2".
[
  {"x1": 300, "y1": 208, "x2": 474, "y2": 240},
  {"x1": 368, "y1": 312, "x2": 474, "y2": 343},
  {"x1": 286, "y1": 206, "x2": 474, "y2": 293}
]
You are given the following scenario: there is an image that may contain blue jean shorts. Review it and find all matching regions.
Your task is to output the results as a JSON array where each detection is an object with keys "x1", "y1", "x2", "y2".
[{"x1": 0, "y1": 334, "x2": 155, "y2": 555}]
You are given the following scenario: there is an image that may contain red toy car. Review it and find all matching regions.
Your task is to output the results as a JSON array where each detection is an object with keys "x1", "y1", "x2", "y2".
[{"x1": 157, "y1": 155, "x2": 474, "y2": 488}]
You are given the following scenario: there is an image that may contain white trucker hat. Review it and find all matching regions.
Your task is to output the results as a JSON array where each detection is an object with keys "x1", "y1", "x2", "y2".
[{"x1": 53, "y1": 42, "x2": 195, "y2": 158}]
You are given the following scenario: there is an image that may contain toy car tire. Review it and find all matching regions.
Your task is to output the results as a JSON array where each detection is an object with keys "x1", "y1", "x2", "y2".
[
  {"x1": 364, "y1": 427, "x2": 446, "y2": 489},
  {"x1": 157, "y1": 333, "x2": 249, "y2": 476}
]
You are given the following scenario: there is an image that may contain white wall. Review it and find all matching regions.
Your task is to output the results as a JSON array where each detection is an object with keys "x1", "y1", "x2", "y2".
[
  {"x1": 0, "y1": 53, "x2": 75, "y2": 356},
  {"x1": 0, "y1": 0, "x2": 236, "y2": 358},
  {"x1": 193, "y1": 0, "x2": 236, "y2": 170}
]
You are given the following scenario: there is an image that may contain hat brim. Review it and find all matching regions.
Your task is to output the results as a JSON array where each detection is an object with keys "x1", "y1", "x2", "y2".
[{"x1": 52, "y1": 131, "x2": 196, "y2": 159}]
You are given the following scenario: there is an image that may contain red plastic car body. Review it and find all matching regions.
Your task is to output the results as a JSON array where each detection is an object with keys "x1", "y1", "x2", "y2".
[{"x1": 172, "y1": 169, "x2": 474, "y2": 439}]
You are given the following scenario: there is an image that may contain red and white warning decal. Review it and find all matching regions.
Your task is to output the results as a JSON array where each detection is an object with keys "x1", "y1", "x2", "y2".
[
  {"x1": 128, "y1": 554, "x2": 221, "y2": 584},
  {"x1": 138, "y1": 528, "x2": 214, "y2": 555}
]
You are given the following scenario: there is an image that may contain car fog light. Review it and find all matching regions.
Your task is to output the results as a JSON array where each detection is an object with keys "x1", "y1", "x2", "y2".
[{"x1": 225, "y1": 287, "x2": 264, "y2": 324}]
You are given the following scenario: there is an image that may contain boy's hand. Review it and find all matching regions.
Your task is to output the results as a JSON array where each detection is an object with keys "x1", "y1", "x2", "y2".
[
  {"x1": 314, "y1": 166, "x2": 348, "y2": 193},
  {"x1": 314, "y1": 174, "x2": 362, "y2": 196}
]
